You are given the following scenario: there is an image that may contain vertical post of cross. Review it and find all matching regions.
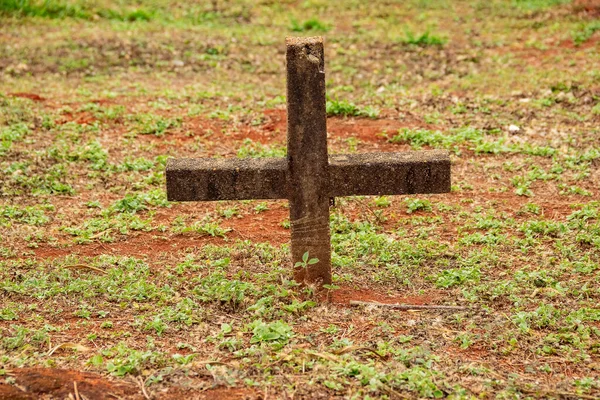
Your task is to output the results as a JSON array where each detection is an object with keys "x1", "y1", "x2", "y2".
[{"x1": 286, "y1": 37, "x2": 332, "y2": 286}]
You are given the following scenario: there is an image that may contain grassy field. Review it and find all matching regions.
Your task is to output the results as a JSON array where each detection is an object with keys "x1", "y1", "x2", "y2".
[{"x1": 1, "y1": 0, "x2": 600, "y2": 398}]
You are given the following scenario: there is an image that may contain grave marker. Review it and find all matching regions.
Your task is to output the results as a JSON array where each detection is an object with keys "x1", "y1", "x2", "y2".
[{"x1": 166, "y1": 37, "x2": 451, "y2": 286}]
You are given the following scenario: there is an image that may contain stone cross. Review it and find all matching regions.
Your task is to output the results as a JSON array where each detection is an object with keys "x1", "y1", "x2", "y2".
[{"x1": 166, "y1": 37, "x2": 450, "y2": 286}]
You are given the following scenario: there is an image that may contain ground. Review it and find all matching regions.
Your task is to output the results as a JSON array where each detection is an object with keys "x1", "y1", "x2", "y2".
[{"x1": 0, "y1": 0, "x2": 599, "y2": 399}]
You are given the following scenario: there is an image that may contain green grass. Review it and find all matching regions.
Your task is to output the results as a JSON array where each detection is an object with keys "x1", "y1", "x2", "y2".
[
  {"x1": 572, "y1": 20, "x2": 600, "y2": 46},
  {"x1": 326, "y1": 99, "x2": 379, "y2": 118},
  {"x1": 401, "y1": 30, "x2": 446, "y2": 47},
  {"x1": 1, "y1": 0, "x2": 599, "y2": 398},
  {"x1": 0, "y1": 0, "x2": 154, "y2": 21},
  {"x1": 512, "y1": 0, "x2": 571, "y2": 11},
  {"x1": 290, "y1": 17, "x2": 330, "y2": 32}
]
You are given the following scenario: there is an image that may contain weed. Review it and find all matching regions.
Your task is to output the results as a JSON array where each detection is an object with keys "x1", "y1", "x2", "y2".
[
  {"x1": 572, "y1": 20, "x2": 600, "y2": 46},
  {"x1": 401, "y1": 30, "x2": 446, "y2": 47},
  {"x1": 0, "y1": 123, "x2": 29, "y2": 156},
  {"x1": 0, "y1": 204, "x2": 52, "y2": 226},
  {"x1": 101, "y1": 342, "x2": 165, "y2": 377},
  {"x1": 0, "y1": 0, "x2": 156, "y2": 21},
  {"x1": 195, "y1": 273, "x2": 255, "y2": 309},
  {"x1": 132, "y1": 114, "x2": 181, "y2": 136},
  {"x1": 111, "y1": 190, "x2": 168, "y2": 214},
  {"x1": 512, "y1": 0, "x2": 570, "y2": 11},
  {"x1": 254, "y1": 202, "x2": 269, "y2": 213},
  {"x1": 436, "y1": 266, "x2": 480, "y2": 288},
  {"x1": 326, "y1": 100, "x2": 379, "y2": 118},
  {"x1": 249, "y1": 320, "x2": 294, "y2": 346},
  {"x1": 294, "y1": 251, "x2": 319, "y2": 270},
  {"x1": 0, "y1": 307, "x2": 18, "y2": 321},
  {"x1": 373, "y1": 196, "x2": 391, "y2": 208},
  {"x1": 290, "y1": 18, "x2": 330, "y2": 32},
  {"x1": 405, "y1": 198, "x2": 432, "y2": 214},
  {"x1": 236, "y1": 139, "x2": 286, "y2": 158}
]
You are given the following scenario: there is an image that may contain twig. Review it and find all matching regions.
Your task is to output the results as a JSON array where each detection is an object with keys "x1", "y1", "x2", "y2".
[
  {"x1": 47, "y1": 342, "x2": 91, "y2": 356},
  {"x1": 89, "y1": 228, "x2": 113, "y2": 239},
  {"x1": 520, "y1": 387, "x2": 599, "y2": 400},
  {"x1": 349, "y1": 300, "x2": 470, "y2": 311},
  {"x1": 192, "y1": 359, "x2": 230, "y2": 367},
  {"x1": 353, "y1": 198, "x2": 384, "y2": 225},
  {"x1": 137, "y1": 376, "x2": 151, "y2": 400},
  {"x1": 381, "y1": 383, "x2": 409, "y2": 399},
  {"x1": 231, "y1": 228, "x2": 249, "y2": 242},
  {"x1": 73, "y1": 381, "x2": 81, "y2": 400},
  {"x1": 63, "y1": 264, "x2": 107, "y2": 275},
  {"x1": 332, "y1": 345, "x2": 387, "y2": 361}
]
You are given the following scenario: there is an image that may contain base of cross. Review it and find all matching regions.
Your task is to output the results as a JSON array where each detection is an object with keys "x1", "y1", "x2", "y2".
[{"x1": 166, "y1": 36, "x2": 451, "y2": 287}]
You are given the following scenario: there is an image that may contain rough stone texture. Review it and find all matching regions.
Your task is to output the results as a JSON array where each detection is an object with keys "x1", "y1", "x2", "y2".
[
  {"x1": 166, "y1": 158, "x2": 287, "y2": 201},
  {"x1": 165, "y1": 36, "x2": 452, "y2": 287},
  {"x1": 329, "y1": 150, "x2": 451, "y2": 196},
  {"x1": 286, "y1": 36, "x2": 332, "y2": 285},
  {"x1": 166, "y1": 150, "x2": 450, "y2": 201}
]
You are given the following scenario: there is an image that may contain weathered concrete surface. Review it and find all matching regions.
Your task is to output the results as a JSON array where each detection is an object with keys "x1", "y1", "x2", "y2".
[
  {"x1": 286, "y1": 36, "x2": 332, "y2": 285},
  {"x1": 330, "y1": 150, "x2": 451, "y2": 196},
  {"x1": 166, "y1": 150, "x2": 450, "y2": 201},
  {"x1": 166, "y1": 158, "x2": 287, "y2": 201}
]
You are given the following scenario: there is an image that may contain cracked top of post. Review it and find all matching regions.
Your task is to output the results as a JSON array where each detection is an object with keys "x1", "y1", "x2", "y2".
[{"x1": 286, "y1": 36, "x2": 323, "y2": 47}]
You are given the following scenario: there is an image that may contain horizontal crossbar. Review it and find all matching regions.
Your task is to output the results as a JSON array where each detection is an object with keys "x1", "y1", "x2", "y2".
[{"x1": 166, "y1": 150, "x2": 450, "y2": 201}]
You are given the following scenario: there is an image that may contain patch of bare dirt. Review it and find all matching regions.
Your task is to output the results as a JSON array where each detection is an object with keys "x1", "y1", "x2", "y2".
[
  {"x1": 31, "y1": 205, "x2": 290, "y2": 260},
  {"x1": 0, "y1": 368, "x2": 140, "y2": 400},
  {"x1": 329, "y1": 285, "x2": 441, "y2": 306},
  {"x1": 8, "y1": 93, "x2": 46, "y2": 102},
  {"x1": 155, "y1": 108, "x2": 429, "y2": 155},
  {"x1": 573, "y1": 0, "x2": 600, "y2": 17},
  {"x1": 0, "y1": 368, "x2": 259, "y2": 400},
  {"x1": 32, "y1": 232, "x2": 223, "y2": 260}
]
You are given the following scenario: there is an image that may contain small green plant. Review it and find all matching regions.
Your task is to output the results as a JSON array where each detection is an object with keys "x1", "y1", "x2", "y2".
[
  {"x1": 0, "y1": 204, "x2": 52, "y2": 226},
  {"x1": 132, "y1": 114, "x2": 181, "y2": 136},
  {"x1": 373, "y1": 196, "x2": 391, "y2": 208},
  {"x1": 512, "y1": 0, "x2": 570, "y2": 11},
  {"x1": 401, "y1": 30, "x2": 446, "y2": 47},
  {"x1": 0, "y1": 123, "x2": 29, "y2": 156},
  {"x1": 290, "y1": 17, "x2": 330, "y2": 32},
  {"x1": 110, "y1": 189, "x2": 168, "y2": 214},
  {"x1": 326, "y1": 99, "x2": 379, "y2": 118},
  {"x1": 236, "y1": 139, "x2": 286, "y2": 158},
  {"x1": 101, "y1": 343, "x2": 164, "y2": 377},
  {"x1": 195, "y1": 273, "x2": 254, "y2": 309},
  {"x1": 512, "y1": 176, "x2": 533, "y2": 197},
  {"x1": 74, "y1": 308, "x2": 91, "y2": 319},
  {"x1": 405, "y1": 198, "x2": 432, "y2": 214},
  {"x1": 295, "y1": 251, "x2": 319, "y2": 269},
  {"x1": 218, "y1": 206, "x2": 239, "y2": 219},
  {"x1": 0, "y1": 308, "x2": 18, "y2": 321},
  {"x1": 436, "y1": 266, "x2": 481, "y2": 288},
  {"x1": 144, "y1": 316, "x2": 167, "y2": 336},
  {"x1": 519, "y1": 203, "x2": 541, "y2": 215},
  {"x1": 250, "y1": 320, "x2": 294, "y2": 347},
  {"x1": 254, "y1": 202, "x2": 269, "y2": 213},
  {"x1": 455, "y1": 333, "x2": 474, "y2": 349}
]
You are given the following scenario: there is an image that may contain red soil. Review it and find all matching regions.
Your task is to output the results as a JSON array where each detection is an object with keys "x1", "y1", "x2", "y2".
[
  {"x1": 8, "y1": 93, "x2": 46, "y2": 101},
  {"x1": 329, "y1": 286, "x2": 440, "y2": 306},
  {"x1": 0, "y1": 368, "x2": 258, "y2": 400}
]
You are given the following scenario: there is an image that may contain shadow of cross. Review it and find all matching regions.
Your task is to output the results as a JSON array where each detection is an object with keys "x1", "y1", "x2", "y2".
[{"x1": 166, "y1": 36, "x2": 451, "y2": 287}]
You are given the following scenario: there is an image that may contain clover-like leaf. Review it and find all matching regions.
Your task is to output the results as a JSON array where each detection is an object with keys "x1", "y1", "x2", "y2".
[{"x1": 302, "y1": 251, "x2": 309, "y2": 263}]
